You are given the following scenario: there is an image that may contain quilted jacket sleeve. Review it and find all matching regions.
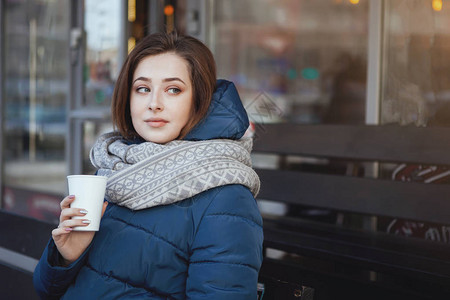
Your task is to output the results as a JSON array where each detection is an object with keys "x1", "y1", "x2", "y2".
[
  {"x1": 33, "y1": 238, "x2": 91, "y2": 299},
  {"x1": 186, "y1": 185, "x2": 264, "y2": 300}
]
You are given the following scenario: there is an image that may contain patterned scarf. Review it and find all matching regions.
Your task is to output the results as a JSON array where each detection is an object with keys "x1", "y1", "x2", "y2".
[{"x1": 89, "y1": 132, "x2": 260, "y2": 210}]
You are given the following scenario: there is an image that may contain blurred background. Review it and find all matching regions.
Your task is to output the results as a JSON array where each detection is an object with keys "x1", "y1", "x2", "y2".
[
  {"x1": 2, "y1": 1, "x2": 450, "y2": 298},
  {"x1": 1, "y1": 0, "x2": 450, "y2": 233}
]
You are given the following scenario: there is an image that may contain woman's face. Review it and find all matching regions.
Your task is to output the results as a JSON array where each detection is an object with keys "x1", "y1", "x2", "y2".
[{"x1": 130, "y1": 52, "x2": 193, "y2": 144}]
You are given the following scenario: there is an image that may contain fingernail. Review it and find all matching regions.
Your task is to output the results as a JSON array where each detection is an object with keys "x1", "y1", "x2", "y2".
[
  {"x1": 65, "y1": 227, "x2": 73, "y2": 232},
  {"x1": 79, "y1": 209, "x2": 88, "y2": 214},
  {"x1": 82, "y1": 220, "x2": 91, "y2": 224},
  {"x1": 68, "y1": 195, "x2": 75, "y2": 199}
]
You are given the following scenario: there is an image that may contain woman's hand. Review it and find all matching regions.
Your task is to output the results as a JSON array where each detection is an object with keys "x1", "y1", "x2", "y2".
[{"x1": 52, "y1": 195, "x2": 108, "y2": 266}]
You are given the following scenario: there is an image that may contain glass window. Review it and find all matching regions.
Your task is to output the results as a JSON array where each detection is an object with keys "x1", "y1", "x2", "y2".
[
  {"x1": 381, "y1": 0, "x2": 450, "y2": 127},
  {"x1": 378, "y1": 0, "x2": 450, "y2": 243},
  {"x1": 81, "y1": 0, "x2": 123, "y2": 174},
  {"x1": 210, "y1": 0, "x2": 369, "y2": 125},
  {"x1": 84, "y1": 0, "x2": 122, "y2": 107},
  {"x1": 2, "y1": 0, "x2": 70, "y2": 223}
]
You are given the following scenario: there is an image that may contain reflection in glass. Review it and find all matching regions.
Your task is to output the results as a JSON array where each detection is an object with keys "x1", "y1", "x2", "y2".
[
  {"x1": 379, "y1": 0, "x2": 450, "y2": 243},
  {"x1": 211, "y1": 0, "x2": 368, "y2": 125},
  {"x1": 382, "y1": 0, "x2": 450, "y2": 127},
  {"x1": 84, "y1": 0, "x2": 122, "y2": 107},
  {"x1": 2, "y1": 0, "x2": 70, "y2": 223}
]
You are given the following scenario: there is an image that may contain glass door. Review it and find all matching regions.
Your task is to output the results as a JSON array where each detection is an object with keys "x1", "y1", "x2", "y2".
[
  {"x1": 68, "y1": 0, "x2": 126, "y2": 176},
  {"x1": 1, "y1": 0, "x2": 71, "y2": 224}
]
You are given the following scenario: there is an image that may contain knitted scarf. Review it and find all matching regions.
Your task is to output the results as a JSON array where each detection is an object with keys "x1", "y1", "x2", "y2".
[{"x1": 89, "y1": 132, "x2": 260, "y2": 210}]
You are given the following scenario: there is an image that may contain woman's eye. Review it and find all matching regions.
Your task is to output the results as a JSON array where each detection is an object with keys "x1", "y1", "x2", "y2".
[
  {"x1": 136, "y1": 87, "x2": 150, "y2": 93},
  {"x1": 167, "y1": 88, "x2": 181, "y2": 95}
]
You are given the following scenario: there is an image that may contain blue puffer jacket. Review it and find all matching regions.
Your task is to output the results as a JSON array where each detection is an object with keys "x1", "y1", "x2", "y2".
[{"x1": 33, "y1": 80, "x2": 264, "y2": 299}]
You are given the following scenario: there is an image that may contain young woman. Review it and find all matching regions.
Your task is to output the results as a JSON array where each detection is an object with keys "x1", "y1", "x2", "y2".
[{"x1": 33, "y1": 32, "x2": 263, "y2": 299}]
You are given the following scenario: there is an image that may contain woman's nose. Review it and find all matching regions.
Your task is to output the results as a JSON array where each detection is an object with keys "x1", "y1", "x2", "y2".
[{"x1": 148, "y1": 92, "x2": 163, "y2": 111}]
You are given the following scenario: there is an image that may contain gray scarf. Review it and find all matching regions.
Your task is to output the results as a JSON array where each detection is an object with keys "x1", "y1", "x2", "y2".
[{"x1": 90, "y1": 132, "x2": 260, "y2": 210}]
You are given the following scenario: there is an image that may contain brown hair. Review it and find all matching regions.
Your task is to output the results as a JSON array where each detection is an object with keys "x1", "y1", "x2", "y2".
[{"x1": 112, "y1": 31, "x2": 217, "y2": 140}]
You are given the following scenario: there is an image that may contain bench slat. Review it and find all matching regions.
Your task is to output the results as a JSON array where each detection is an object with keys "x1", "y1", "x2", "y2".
[
  {"x1": 256, "y1": 168, "x2": 450, "y2": 225},
  {"x1": 258, "y1": 257, "x2": 443, "y2": 299},
  {"x1": 254, "y1": 124, "x2": 450, "y2": 298},
  {"x1": 253, "y1": 124, "x2": 450, "y2": 166},
  {"x1": 263, "y1": 219, "x2": 450, "y2": 284}
]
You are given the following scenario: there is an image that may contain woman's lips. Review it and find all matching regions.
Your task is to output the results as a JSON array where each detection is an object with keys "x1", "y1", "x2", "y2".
[{"x1": 145, "y1": 118, "x2": 168, "y2": 128}]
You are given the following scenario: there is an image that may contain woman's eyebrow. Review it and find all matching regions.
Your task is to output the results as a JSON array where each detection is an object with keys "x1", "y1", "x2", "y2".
[
  {"x1": 132, "y1": 77, "x2": 186, "y2": 85},
  {"x1": 163, "y1": 77, "x2": 186, "y2": 85},
  {"x1": 132, "y1": 77, "x2": 150, "y2": 85}
]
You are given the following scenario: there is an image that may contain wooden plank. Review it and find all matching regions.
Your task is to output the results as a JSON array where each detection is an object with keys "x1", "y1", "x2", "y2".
[
  {"x1": 262, "y1": 214, "x2": 448, "y2": 258},
  {"x1": 256, "y1": 169, "x2": 450, "y2": 225},
  {"x1": 253, "y1": 124, "x2": 450, "y2": 166},
  {"x1": 0, "y1": 211, "x2": 53, "y2": 259},
  {"x1": 263, "y1": 220, "x2": 450, "y2": 283},
  {"x1": 0, "y1": 264, "x2": 39, "y2": 300},
  {"x1": 260, "y1": 257, "x2": 450, "y2": 299}
]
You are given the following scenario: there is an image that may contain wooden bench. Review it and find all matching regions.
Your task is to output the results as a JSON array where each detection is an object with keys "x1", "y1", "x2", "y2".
[
  {"x1": 254, "y1": 124, "x2": 450, "y2": 300},
  {"x1": 0, "y1": 210, "x2": 54, "y2": 299}
]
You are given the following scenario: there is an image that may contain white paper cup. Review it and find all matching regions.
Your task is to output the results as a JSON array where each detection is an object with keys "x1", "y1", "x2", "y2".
[{"x1": 67, "y1": 175, "x2": 107, "y2": 231}]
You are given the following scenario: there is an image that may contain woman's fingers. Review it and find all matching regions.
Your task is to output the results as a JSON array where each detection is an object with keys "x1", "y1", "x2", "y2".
[
  {"x1": 60, "y1": 207, "x2": 88, "y2": 220},
  {"x1": 52, "y1": 227, "x2": 70, "y2": 238},
  {"x1": 59, "y1": 208, "x2": 88, "y2": 224},
  {"x1": 57, "y1": 194, "x2": 90, "y2": 230},
  {"x1": 52, "y1": 223, "x2": 74, "y2": 237},
  {"x1": 60, "y1": 195, "x2": 75, "y2": 210},
  {"x1": 59, "y1": 195, "x2": 88, "y2": 223},
  {"x1": 53, "y1": 218, "x2": 91, "y2": 236},
  {"x1": 60, "y1": 218, "x2": 91, "y2": 229},
  {"x1": 56, "y1": 197, "x2": 106, "y2": 237}
]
